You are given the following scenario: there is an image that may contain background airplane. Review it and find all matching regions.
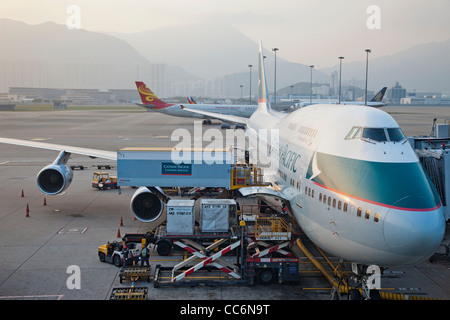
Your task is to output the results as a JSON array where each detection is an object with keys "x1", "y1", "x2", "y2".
[
  {"x1": 135, "y1": 81, "x2": 256, "y2": 126},
  {"x1": 292, "y1": 87, "x2": 387, "y2": 109}
]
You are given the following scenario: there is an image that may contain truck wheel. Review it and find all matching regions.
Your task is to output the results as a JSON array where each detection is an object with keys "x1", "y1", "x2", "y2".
[
  {"x1": 113, "y1": 255, "x2": 122, "y2": 267},
  {"x1": 257, "y1": 269, "x2": 275, "y2": 285},
  {"x1": 99, "y1": 252, "x2": 105, "y2": 262},
  {"x1": 156, "y1": 241, "x2": 172, "y2": 256}
]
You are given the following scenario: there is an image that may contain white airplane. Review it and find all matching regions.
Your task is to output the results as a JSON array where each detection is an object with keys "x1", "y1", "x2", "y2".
[
  {"x1": 178, "y1": 41, "x2": 446, "y2": 271},
  {"x1": 135, "y1": 81, "x2": 256, "y2": 127},
  {"x1": 292, "y1": 87, "x2": 388, "y2": 109},
  {"x1": 0, "y1": 42, "x2": 445, "y2": 293}
]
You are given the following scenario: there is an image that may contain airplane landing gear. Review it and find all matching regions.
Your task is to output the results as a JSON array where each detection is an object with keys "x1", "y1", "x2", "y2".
[{"x1": 347, "y1": 263, "x2": 382, "y2": 300}]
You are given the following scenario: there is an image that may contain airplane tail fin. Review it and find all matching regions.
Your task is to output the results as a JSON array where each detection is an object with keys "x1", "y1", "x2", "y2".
[
  {"x1": 257, "y1": 40, "x2": 271, "y2": 112},
  {"x1": 187, "y1": 96, "x2": 197, "y2": 104},
  {"x1": 370, "y1": 87, "x2": 387, "y2": 102},
  {"x1": 135, "y1": 81, "x2": 171, "y2": 109}
]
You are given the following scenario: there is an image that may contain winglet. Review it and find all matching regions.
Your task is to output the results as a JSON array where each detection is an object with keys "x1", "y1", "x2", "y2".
[
  {"x1": 257, "y1": 40, "x2": 270, "y2": 112},
  {"x1": 135, "y1": 81, "x2": 172, "y2": 109}
]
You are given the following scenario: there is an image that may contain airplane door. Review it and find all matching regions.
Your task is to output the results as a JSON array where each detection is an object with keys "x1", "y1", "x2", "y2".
[{"x1": 294, "y1": 167, "x2": 304, "y2": 212}]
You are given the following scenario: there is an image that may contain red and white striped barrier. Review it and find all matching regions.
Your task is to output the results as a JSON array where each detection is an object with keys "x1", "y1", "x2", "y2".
[
  {"x1": 251, "y1": 241, "x2": 292, "y2": 258},
  {"x1": 172, "y1": 240, "x2": 241, "y2": 282}
]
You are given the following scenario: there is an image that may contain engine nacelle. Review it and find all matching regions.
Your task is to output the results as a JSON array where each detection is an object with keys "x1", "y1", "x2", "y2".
[
  {"x1": 37, "y1": 164, "x2": 73, "y2": 195},
  {"x1": 130, "y1": 187, "x2": 164, "y2": 222}
]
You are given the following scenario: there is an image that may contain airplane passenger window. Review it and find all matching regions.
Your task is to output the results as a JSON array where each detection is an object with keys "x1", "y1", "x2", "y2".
[
  {"x1": 365, "y1": 210, "x2": 370, "y2": 220},
  {"x1": 362, "y1": 128, "x2": 387, "y2": 142},
  {"x1": 343, "y1": 203, "x2": 348, "y2": 212},
  {"x1": 332, "y1": 199, "x2": 336, "y2": 208},
  {"x1": 387, "y1": 128, "x2": 405, "y2": 142},
  {"x1": 328, "y1": 197, "x2": 331, "y2": 206},
  {"x1": 319, "y1": 193, "x2": 322, "y2": 202},
  {"x1": 374, "y1": 212, "x2": 380, "y2": 223},
  {"x1": 323, "y1": 195, "x2": 327, "y2": 204},
  {"x1": 357, "y1": 207, "x2": 362, "y2": 218},
  {"x1": 311, "y1": 190, "x2": 314, "y2": 198},
  {"x1": 338, "y1": 201, "x2": 342, "y2": 210}
]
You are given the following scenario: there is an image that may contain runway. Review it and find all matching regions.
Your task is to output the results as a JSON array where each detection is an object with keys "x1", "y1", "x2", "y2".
[{"x1": 0, "y1": 106, "x2": 448, "y2": 301}]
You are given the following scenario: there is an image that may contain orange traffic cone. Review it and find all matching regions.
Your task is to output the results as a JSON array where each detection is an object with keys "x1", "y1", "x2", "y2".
[
  {"x1": 43, "y1": 197, "x2": 47, "y2": 206},
  {"x1": 116, "y1": 228, "x2": 121, "y2": 238},
  {"x1": 120, "y1": 217, "x2": 123, "y2": 226},
  {"x1": 26, "y1": 204, "x2": 30, "y2": 217}
]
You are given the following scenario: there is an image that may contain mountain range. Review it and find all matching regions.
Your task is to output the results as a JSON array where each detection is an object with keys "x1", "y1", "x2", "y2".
[{"x1": 0, "y1": 18, "x2": 448, "y2": 96}]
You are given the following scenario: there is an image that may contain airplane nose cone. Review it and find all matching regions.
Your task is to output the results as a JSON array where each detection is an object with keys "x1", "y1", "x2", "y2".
[{"x1": 383, "y1": 199, "x2": 445, "y2": 265}]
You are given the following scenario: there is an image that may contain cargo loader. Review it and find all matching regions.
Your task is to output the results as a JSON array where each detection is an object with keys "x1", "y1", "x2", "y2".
[{"x1": 123, "y1": 199, "x2": 300, "y2": 287}]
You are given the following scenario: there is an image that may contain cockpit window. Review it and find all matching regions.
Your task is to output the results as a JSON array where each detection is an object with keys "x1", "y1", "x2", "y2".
[
  {"x1": 387, "y1": 128, "x2": 405, "y2": 142},
  {"x1": 345, "y1": 127, "x2": 359, "y2": 139},
  {"x1": 345, "y1": 127, "x2": 362, "y2": 139},
  {"x1": 362, "y1": 128, "x2": 387, "y2": 142},
  {"x1": 346, "y1": 126, "x2": 405, "y2": 142}
]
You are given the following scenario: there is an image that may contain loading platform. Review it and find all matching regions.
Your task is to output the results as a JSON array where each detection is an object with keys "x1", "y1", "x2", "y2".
[
  {"x1": 119, "y1": 265, "x2": 152, "y2": 283},
  {"x1": 109, "y1": 287, "x2": 148, "y2": 300}
]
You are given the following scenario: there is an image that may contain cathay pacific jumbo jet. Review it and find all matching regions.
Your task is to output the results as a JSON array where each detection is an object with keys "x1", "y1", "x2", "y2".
[{"x1": 179, "y1": 41, "x2": 445, "y2": 272}]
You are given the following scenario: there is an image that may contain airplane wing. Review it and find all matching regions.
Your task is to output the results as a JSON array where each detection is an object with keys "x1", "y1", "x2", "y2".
[
  {"x1": 0, "y1": 137, "x2": 116, "y2": 160},
  {"x1": 180, "y1": 105, "x2": 249, "y2": 125}
]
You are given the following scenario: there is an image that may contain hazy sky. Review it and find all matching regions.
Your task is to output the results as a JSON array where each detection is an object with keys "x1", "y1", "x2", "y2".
[{"x1": 1, "y1": 0, "x2": 450, "y2": 68}]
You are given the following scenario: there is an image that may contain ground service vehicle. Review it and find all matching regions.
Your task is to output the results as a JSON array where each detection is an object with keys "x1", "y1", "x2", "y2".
[
  {"x1": 92, "y1": 171, "x2": 118, "y2": 190},
  {"x1": 98, "y1": 241, "x2": 141, "y2": 267}
]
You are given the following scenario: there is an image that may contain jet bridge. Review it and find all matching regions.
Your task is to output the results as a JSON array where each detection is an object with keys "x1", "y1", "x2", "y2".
[{"x1": 408, "y1": 121, "x2": 450, "y2": 221}]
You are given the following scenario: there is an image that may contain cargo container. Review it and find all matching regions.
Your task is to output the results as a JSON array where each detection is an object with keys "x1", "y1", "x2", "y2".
[
  {"x1": 117, "y1": 147, "x2": 233, "y2": 189},
  {"x1": 199, "y1": 199, "x2": 237, "y2": 233},
  {"x1": 166, "y1": 200, "x2": 195, "y2": 235}
]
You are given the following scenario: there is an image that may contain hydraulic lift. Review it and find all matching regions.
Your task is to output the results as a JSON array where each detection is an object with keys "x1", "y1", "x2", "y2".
[{"x1": 152, "y1": 213, "x2": 300, "y2": 287}]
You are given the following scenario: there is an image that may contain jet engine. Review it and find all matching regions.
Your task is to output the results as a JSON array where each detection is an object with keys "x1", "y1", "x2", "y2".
[
  {"x1": 37, "y1": 164, "x2": 73, "y2": 195},
  {"x1": 130, "y1": 187, "x2": 165, "y2": 222}
]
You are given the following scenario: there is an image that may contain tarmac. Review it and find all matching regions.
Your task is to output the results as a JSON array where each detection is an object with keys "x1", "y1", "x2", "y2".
[{"x1": 0, "y1": 106, "x2": 449, "y2": 302}]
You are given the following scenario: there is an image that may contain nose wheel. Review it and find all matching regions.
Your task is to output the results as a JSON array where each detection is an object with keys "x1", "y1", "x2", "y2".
[{"x1": 346, "y1": 263, "x2": 382, "y2": 300}]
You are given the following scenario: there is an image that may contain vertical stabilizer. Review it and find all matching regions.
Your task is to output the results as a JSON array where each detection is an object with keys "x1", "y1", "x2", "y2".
[
  {"x1": 257, "y1": 40, "x2": 271, "y2": 112},
  {"x1": 135, "y1": 81, "x2": 172, "y2": 109},
  {"x1": 370, "y1": 87, "x2": 387, "y2": 102}
]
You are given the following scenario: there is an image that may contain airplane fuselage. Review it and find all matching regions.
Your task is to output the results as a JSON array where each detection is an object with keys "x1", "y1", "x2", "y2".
[
  {"x1": 154, "y1": 104, "x2": 257, "y2": 119},
  {"x1": 247, "y1": 104, "x2": 445, "y2": 266}
]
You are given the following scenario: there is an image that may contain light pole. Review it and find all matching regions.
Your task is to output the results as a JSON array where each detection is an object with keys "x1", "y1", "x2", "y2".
[
  {"x1": 309, "y1": 65, "x2": 314, "y2": 104},
  {"x1": 240, "y1": 84, "x2": 243, "y2": 102},
  {"x1": 365, "y1": 49, "x2": 371, "y2": 106},
  {"x1": 338, "y1": 56, "x2": 344, "y2": 104},
  {"x1": 272, "y1": 48, "x2": 279, "y2": 110},
  {"x1": 248, "y1": 64, "x2": 253, "y2": 105}
]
